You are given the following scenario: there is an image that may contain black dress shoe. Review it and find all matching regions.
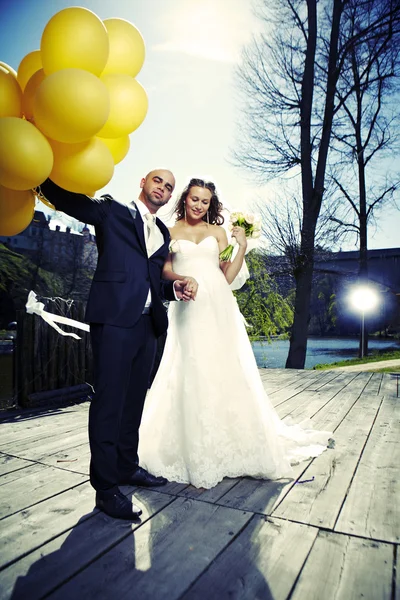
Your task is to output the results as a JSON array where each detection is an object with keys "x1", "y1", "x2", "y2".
[
  {"x1": 96, "y1": 489, "x2": 142, "y2": 520},
  {"x1": 120, "y1": 466, "x2": 168, "y2": 487}
]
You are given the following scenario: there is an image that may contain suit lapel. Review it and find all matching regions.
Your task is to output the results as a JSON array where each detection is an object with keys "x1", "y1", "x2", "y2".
[
  {"x1": 154, "y1": 217, "x2": 171, "y2": 256},
  {"x1": 127, "y1": 203, "x2": 147, "y2": 254}
]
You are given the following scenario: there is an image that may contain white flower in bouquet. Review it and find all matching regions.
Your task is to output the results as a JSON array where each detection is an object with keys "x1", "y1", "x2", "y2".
[
  {"x1": 219, "y1": 211, "x2": 262, "y2": 261},
  {"x1": 244, "y1": 213, "x2": 255, "y2": 224}
]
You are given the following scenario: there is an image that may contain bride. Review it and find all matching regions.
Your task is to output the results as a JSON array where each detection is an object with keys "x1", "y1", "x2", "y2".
[{"x1": 138, "y1": 178, "x2": 331, "y2": 489}]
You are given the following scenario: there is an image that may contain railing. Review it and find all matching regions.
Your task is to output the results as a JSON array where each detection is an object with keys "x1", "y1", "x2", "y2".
[{"x1": 15, "y1": 300, "x2": 93, "y2": 408}]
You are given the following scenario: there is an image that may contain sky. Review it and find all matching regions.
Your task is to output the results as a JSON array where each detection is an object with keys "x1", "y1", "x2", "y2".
[{"x1": 0, "y1": 0, "x2": 399, "y2": 250}]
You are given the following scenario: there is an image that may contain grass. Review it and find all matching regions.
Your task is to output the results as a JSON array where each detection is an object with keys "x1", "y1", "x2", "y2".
[{"x1": 313, "y1": 348, "x2": 400, "y2": 370}]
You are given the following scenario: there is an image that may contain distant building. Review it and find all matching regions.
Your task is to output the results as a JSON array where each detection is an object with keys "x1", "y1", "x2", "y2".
[
  {"x1": 314, "y1": 247, "x2": 400, "y2": 294},
  {"x1": 0, "y1": 210, "x2": 98, "y2": 272},
  {"x1": 314, "y1": 247, "x2": 400, "y2": 333}
]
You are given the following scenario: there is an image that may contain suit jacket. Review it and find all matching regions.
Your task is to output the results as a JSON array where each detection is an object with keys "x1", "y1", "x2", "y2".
[{"x1": 40, "y1": 180, "x2": 175, "y2": 337}]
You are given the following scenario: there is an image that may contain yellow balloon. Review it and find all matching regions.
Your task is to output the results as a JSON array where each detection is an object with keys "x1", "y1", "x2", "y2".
[
  {"x1": 41, "y1": 7, "x2": 109, "y2": 76},
  {"x1": 50, "y1": 138, "x2": 114, "y2": 194},
  {"x1": 17, "y1": 50, "x2": 42, "y2": 91},
  {"x1": 22, "y1": 68, "x2": 45, "y2": 121},
  {"x1": 102, "y1": 18, "x2": 145, "y2": 78},
  {"x1": 0, "y1": 117, "x2": 53, "y2": 190},
  {"x1": 0, "y1": 186, "x2": 35, "y2": 236},
  {"x1": 97, "y1": 134, "x2": 130, "y2": 164},
  {"x1": 97, "y1": 75, "x2": 148, "y2": 138},
  {"x1": 0, "y1": 63, "x2": 22, "y2": 118},
  {"x1": 33, "y1": 68, "x2": 110, "y2": 143}
]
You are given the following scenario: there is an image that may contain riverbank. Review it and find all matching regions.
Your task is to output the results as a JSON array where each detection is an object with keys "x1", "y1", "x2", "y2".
[
  {"x1": 320, "y1": 358, "x2": 400, "y2": 372},
  {"x1": 313, "y1": 348, "x2": 400, "y2": 371}
]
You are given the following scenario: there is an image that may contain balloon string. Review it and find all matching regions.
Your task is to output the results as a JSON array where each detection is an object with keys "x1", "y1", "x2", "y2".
[{"x1": 26, "y1": 291, "x2": 90, "y2": 339}]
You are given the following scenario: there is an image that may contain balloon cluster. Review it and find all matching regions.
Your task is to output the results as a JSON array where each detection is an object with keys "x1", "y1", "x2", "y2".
[{"x1": 0, "y1": 7, "x2": 147, "y2": 235}]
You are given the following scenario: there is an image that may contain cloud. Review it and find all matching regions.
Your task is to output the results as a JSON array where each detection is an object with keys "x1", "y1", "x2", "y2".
[{"x1": 152, "y1": 0, "x2": 258, "y2": 63}]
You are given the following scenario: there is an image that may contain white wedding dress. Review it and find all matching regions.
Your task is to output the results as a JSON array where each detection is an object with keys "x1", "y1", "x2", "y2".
[{"x1": 139, "y1": 236, "x2": 331, "y2": 489}]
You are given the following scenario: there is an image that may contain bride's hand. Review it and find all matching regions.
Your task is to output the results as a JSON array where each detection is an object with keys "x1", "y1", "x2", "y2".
[
  {"x1": 174, "y1": 277, "x2": 198, "y2": 301},
  {"x1": 232, "y1": 226, "x2": 247, "y2": 249},
  {"x1": 182, "y1": 276, "x2": 198, "y2": 301}
]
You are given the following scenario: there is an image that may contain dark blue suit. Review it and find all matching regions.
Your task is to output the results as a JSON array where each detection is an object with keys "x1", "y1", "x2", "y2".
[{"x1": 40, "y1": 180, "x2": 176, "y2": 490}]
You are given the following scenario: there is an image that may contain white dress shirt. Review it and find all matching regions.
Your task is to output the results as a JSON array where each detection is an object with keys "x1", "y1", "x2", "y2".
[
  {"x1": 135, "y1": 200, "x2": 165, "y2": 308},
  {"x1": 135, "y1": 200, "x2": 180, "y2": 308}
]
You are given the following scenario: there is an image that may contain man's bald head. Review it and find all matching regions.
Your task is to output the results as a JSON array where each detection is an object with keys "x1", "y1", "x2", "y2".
[{"x1": 139, "y1": 169, "x2": 176, "y2": 213}]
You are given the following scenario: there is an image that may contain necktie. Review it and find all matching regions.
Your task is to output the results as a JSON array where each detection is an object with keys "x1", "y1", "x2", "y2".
[{"x1": 144, "y1": 213, "x2": 157, "y2": 256}]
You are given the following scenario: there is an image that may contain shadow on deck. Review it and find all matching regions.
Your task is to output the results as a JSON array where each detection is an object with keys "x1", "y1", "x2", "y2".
[{"x1": 0, "y1": 369, "x2": 398, "y2": 599}]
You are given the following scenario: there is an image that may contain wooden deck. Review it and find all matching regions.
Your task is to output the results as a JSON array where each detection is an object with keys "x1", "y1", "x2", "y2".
[{"x1": 0, "y1": 369, "x2": 399, "y2": 600}]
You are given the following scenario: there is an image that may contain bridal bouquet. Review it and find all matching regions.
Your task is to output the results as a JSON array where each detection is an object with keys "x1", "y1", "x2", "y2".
[{"x1": 219, "y1": 211, "x2": 261, "y2": 262}]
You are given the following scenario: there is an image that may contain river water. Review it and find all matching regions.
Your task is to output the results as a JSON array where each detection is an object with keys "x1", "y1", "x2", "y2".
[{"x1": 251, "y1": 337, "x2": 400, "y2": 369}]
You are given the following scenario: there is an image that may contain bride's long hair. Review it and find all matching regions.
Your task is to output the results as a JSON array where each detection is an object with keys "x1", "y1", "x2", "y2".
[{"x1": 175, "y1": 178, "x2": 225, "y2": 225}]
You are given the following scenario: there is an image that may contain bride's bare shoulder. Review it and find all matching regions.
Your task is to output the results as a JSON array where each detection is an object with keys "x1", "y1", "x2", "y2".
[
  {"x1": 213, "y1": 223, "x2": 227, "y2": 240},
  {"x1": 168, "y1": 223, "x2": 182, "y2": 237}
]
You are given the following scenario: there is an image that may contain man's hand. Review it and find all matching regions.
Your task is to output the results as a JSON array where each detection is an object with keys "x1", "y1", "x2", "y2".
[{"x1": 174, "y1": 277, "x2": 198, "y2": 302}]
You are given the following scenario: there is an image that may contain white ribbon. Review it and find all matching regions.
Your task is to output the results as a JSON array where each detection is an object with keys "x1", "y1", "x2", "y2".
[{"x1": 26, "y1": 291, "x2": 90, "y2": 339}]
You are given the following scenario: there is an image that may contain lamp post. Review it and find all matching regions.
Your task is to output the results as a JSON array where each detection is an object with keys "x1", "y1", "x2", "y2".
[{"x1": 349, "y1": 286, "x2": 379, "y2": 358}]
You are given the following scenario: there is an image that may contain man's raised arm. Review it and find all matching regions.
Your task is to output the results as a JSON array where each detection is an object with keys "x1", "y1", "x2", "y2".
[{"x1": 37, "y1": 179, "x2": 110, "y2": 226}]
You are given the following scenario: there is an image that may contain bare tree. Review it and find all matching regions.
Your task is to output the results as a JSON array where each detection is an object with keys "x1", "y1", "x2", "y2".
[
  {"x1": 328, "y1": 0, "x2": 400, "y2": 354},
  {"x1": 235, "y1": 0, "x2": 400, "y2": 368}
]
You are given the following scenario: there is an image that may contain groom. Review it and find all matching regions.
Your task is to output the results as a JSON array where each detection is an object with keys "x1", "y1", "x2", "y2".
[{"x1": 39, "y1": 169, "x2": 196, "y2": 520}]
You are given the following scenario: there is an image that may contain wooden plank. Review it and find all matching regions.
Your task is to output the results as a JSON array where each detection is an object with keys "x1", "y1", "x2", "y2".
[
  {"x1": 261, "y1": 370, "x2": 317, "y2": 400},
  {"x1": 0, "y1": 419, "x2": 87, "y2": 450},
  {"x1": 272, "y1": 394, "x2": 383, "y2": 528},
  {"x1": 0, "y1": 488, "x2": 174, "y2": 599},
  {"x1": 379, "y1": 373, "x2": 399, "y2": 398},
  {"x1": 215, "y1": 472, "x2": 305, "y2": 515},
  {"x1": 285, "y1": 372, "x2": 374, "y2": 423},
  {"x1": 276, "y1": 389, "x2": 335, "y2": 422},
  {"x1": 304, "y1": 370, "x2": 343, "y2": 391},
  {"x1": 271, "y1": 370, "x2": 358, "y2": 405},
  {"x1": 143, "y1": 480, "x2": 190, "y2": 496},
  {"x1": 37, "y1": 445, "x2": 91, "y2": 475},
  {"x1": 4, "y1": 431, "x2": 88, "y2": 462},
  {"x1": 0, "y1": 411, "x2": 88, "y2": 448},
  {"x1": 273, "y1": 372, "x2": 369, "y2": 423},
  {"x1": 0, "y1": 482, "x2": 96, "y2": 570},
  {"x1": 263, "y1": 388, "x2": 375, "y2": 515},
  {"x1": 290, "y1": 531, "x2": 393, "y2": 600},
  {"x1": 336, "y1": 395, "x2": 400, "y2": 542},
  {"x1": 363, "y1": 371, "x2": 383, "y2": 395},
  {"x1": 216, "y1": 384, "x2": 374, "y2": 515},
  {"x1": 308, "y1": 388, "x2": 360, "y2": 431},
  {"x1": 181, "y1": 516, "x2": 318, "y2": 600},
  {"x1": 45, "y1": 498, "x2": 252, "y2": 600},
  {"x1": 310, "y1": 370, "x2": 364, "y2": 394},
  {"x1": 33, "y1": 443, "x2": 90, "y2": 475},
  {"x1": 0, "y1": 404, "x2": 86, "y2": 432},
  {"x1": 179, "y1": 478, "x2": 240, "y2": 503},
  {"x1": 269, "y1": 371, "x2": 326, "y2": 406},
  {"x1": 0, "y1": 454, "x2": 34, "y2": 477},
  {"x1": 0, "y1": 463, "x2": 87, "y2": 520}
]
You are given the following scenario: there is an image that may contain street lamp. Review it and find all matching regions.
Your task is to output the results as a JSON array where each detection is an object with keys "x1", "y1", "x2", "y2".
[{"x1": 349, "y1": 285, "x2": 380, "y2": 358}]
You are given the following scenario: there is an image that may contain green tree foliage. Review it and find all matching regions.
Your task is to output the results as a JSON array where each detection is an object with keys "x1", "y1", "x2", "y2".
[
  {"x1": 234, "y1": 251, "x2": 293, "y2": 339},
  {"x1": 0, "y1": 244, "x2": 64, "y2": 327}
]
